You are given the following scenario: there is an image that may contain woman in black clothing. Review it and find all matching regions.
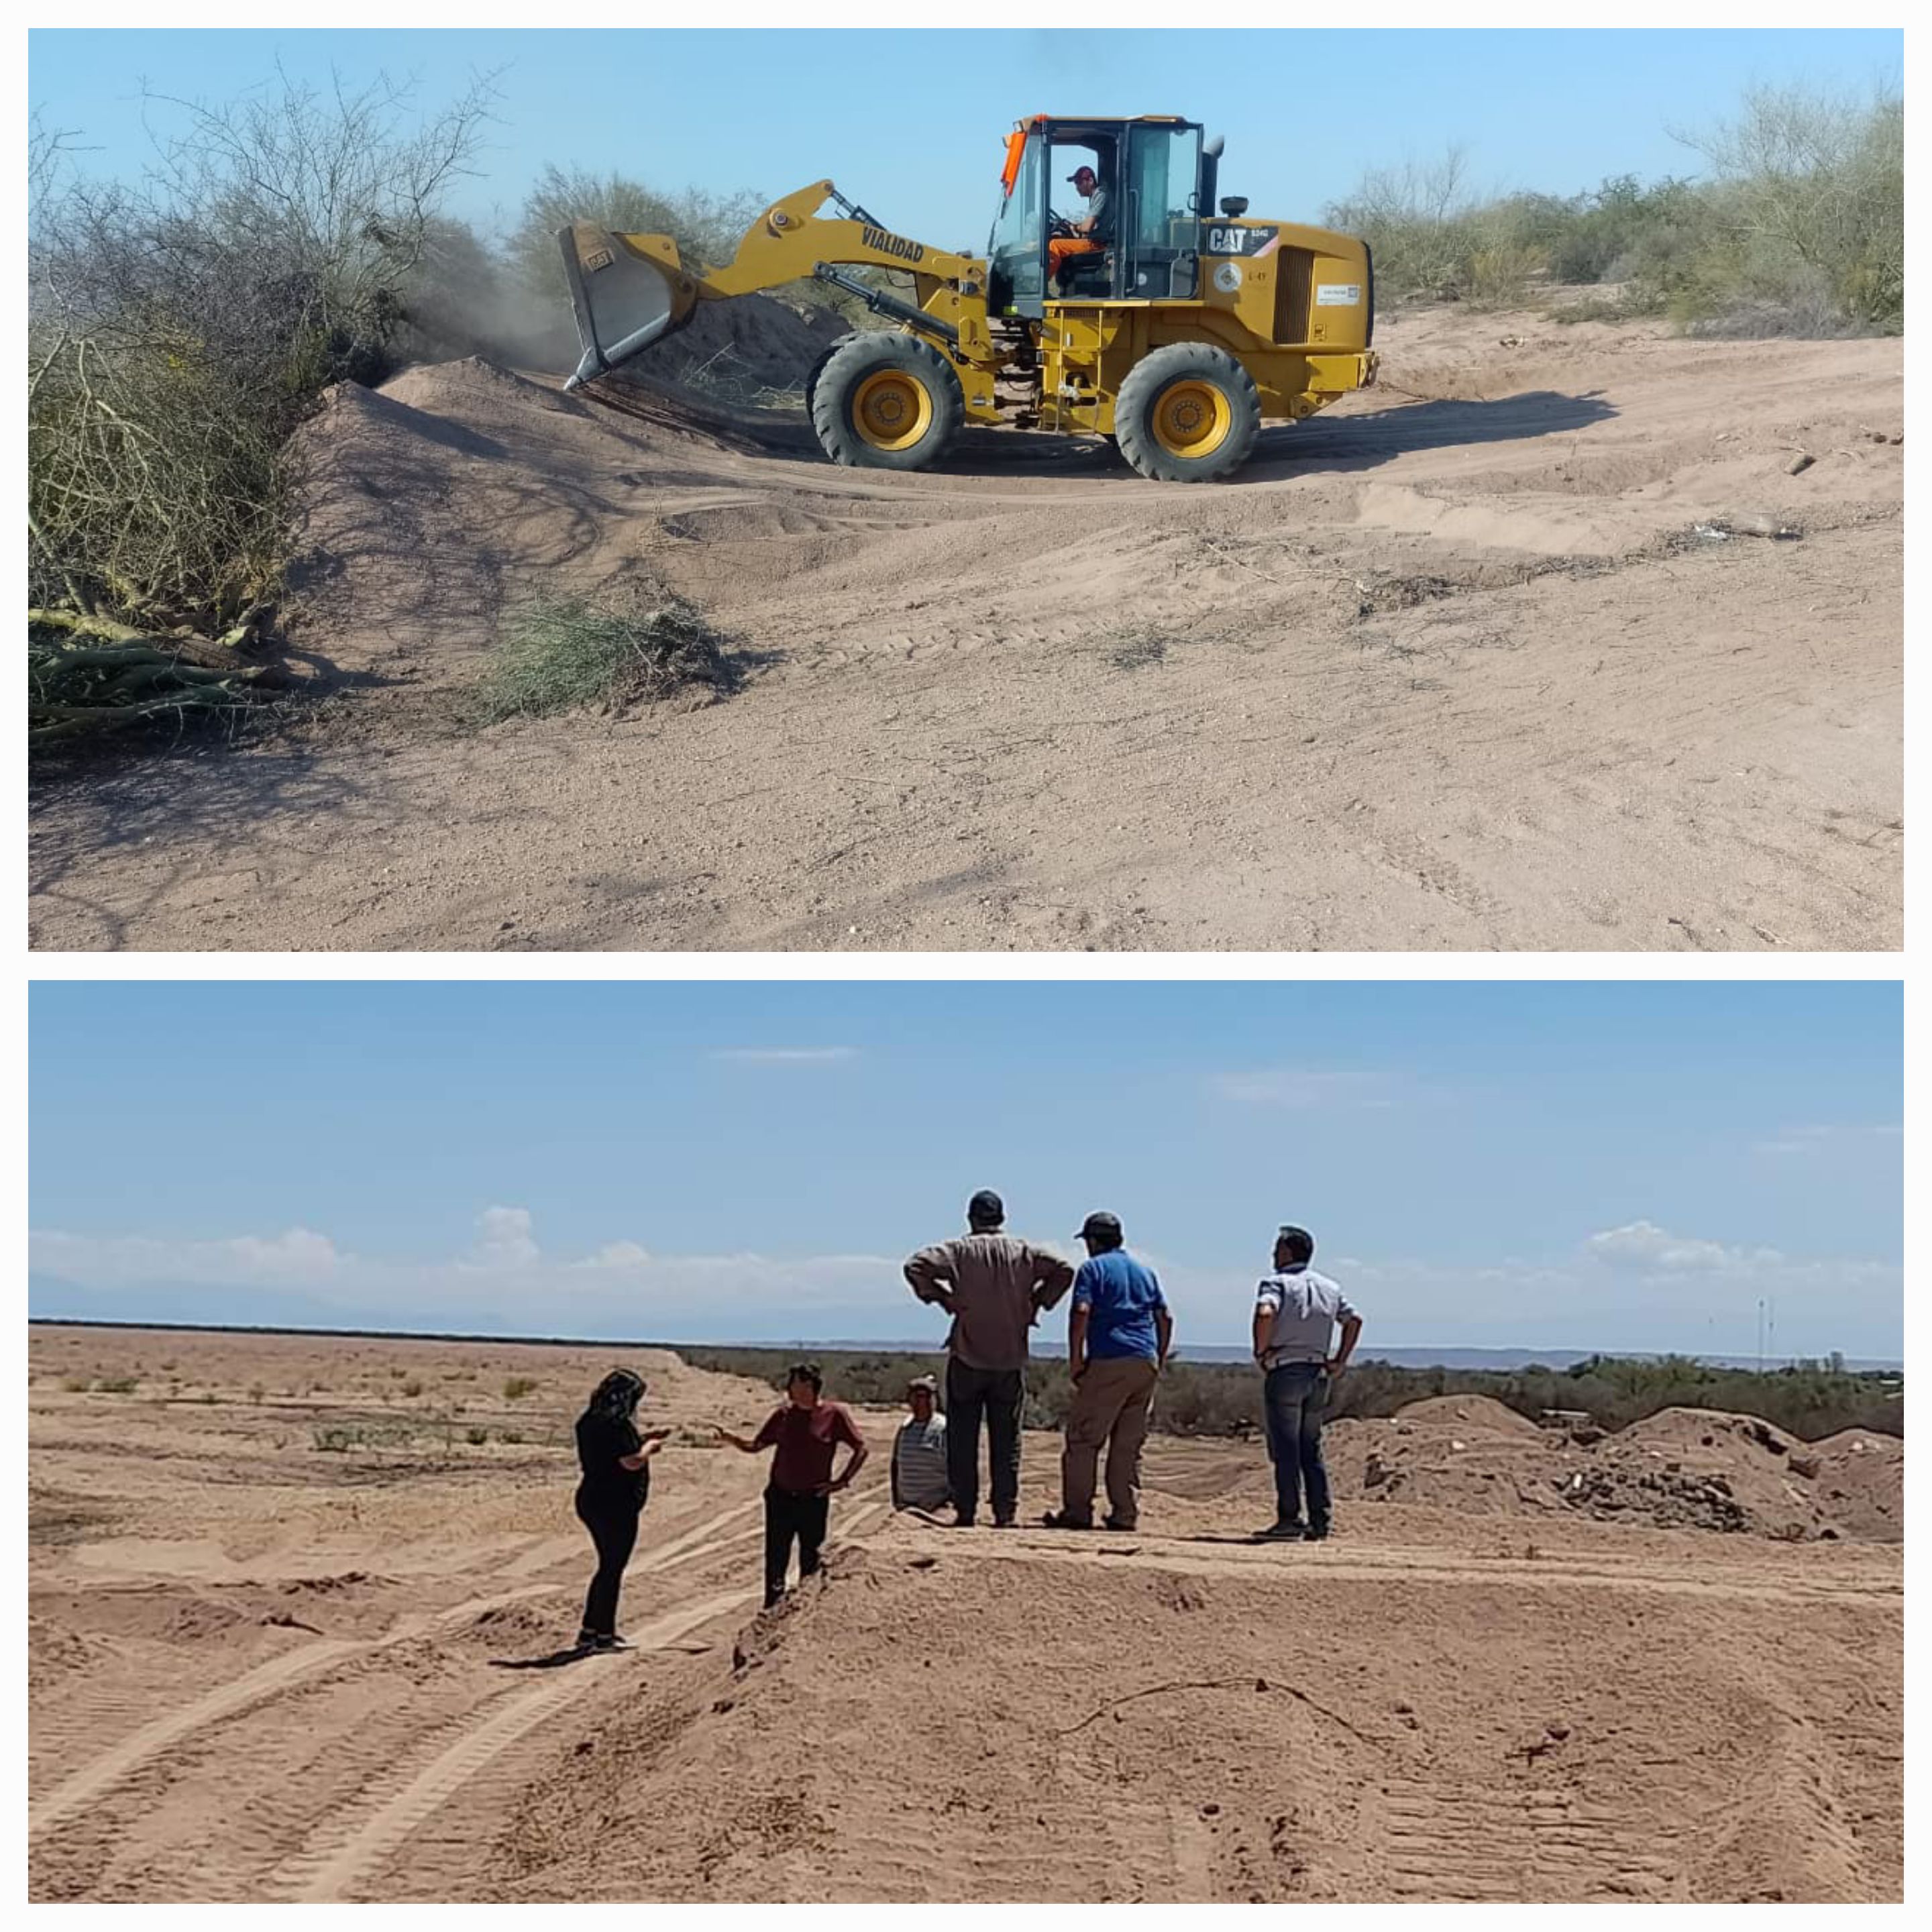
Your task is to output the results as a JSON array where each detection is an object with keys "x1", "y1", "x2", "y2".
[{"x1": 574, "y1": 1368, "x2": 670, "y2": 1652}]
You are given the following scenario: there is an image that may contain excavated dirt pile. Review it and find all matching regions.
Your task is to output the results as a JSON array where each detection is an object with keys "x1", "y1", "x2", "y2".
[{"x1": 1321, "y1": 1400, "x2": 1902, "y2": 1542}]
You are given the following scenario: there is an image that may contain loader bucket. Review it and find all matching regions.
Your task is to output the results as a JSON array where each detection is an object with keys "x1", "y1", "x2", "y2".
[{"x1": 557, "y1": 223, "x2": 692, "y2": 390}]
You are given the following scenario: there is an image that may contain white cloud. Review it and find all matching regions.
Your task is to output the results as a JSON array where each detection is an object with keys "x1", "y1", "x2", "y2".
[
  {"x1": 1583, "y1": 1220, "x2": 1780, "y2": 1273},
  {"x1": 710, "y1": 1047, "x2": 857, "y2": 1065},
  {"x1": 30, "y1": 1224, "x2": 342, "y2": 1285},
  {"x1": 579, "y1": 1240, "x2": 652, "y2": 1270},
  {"x1": 1210, "y1": 1067, "x2": 1397, "y2": 1108},
  {"x1": 1752, "y1": 1121, "x2": 1902, "y2": 1157},
  {"x1": 30, "y1": 1210, "x2": 906, "y2": 1328},
  {"x1": 468, "y1": 1205, "x2": 539, "y2": 1269}
]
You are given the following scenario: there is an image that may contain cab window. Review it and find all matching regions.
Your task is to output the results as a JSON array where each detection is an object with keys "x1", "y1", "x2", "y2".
[
  {"x1": 1124, "y1": 123, "x2": 1201, "y2": 299},
  {"x1": 988, "y1": 131, "x2": 1044, "y2": 309}
]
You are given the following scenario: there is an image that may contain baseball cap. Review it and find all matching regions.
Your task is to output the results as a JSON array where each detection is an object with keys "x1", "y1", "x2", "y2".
[
  {"x1": 1076, "y1": 1211, "x2": 1123, "y2": 1242},
  {"x1": 967, "y1": 1188, "x2": 1004, "y2": 1224},
  {"x1": 1067, "y1": 164, "x2": 1097, "y2": 183},
  {"x1": 907, "y1": 1374, "x2": 938, "y2": 1395}
]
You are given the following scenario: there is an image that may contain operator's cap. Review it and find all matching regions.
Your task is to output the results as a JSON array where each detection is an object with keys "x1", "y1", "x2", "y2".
[
  {"x1": 967, "y1": 1188, "x2": 1005, "y2": 1224},
  {"x1": 908, "y1": 1374, "x2": 938, "y2": 1395},
  {"x1": 1076, "y1": 1210, "x2": 1123, "y2": 1242},
  {"x1": 1067, "y1": 164, "x2": 1097, "y2": 184}
]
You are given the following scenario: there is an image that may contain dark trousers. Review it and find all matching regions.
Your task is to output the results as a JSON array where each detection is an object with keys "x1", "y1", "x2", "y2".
[
  {"x1": 763, "y1": 1486, "x2": 829, "y2": 1607},
  {"x1": 1263, "y1": 1364, "x2": 1332, "y2": 1528},
  {"x1": 946, "y1": 1358, "x2": 1024, "y2": 1523},
  {"x1": 575, "y1": 1490, "x2": 641, "y2": 1638}
]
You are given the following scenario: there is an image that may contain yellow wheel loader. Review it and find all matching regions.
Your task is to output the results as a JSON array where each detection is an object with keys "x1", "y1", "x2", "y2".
[{"x1": 559, "y1": 115, "x2": 1377, "y2": 483}]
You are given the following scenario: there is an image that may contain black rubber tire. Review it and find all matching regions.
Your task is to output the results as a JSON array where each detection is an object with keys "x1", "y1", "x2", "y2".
[
  {"x1": 810, "y1": 331, "x2": 963, "y2": 471},
  {"x1": 1113, "y1": 342, "x2": 1262, "y2": 482},
  {"x1": 802, "y1": 331, "x2": 861, "y2": 421}
]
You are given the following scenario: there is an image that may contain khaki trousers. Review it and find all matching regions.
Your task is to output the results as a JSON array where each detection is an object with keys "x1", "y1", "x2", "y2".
[{"x1": 1060, "y1": 1354, "x2": 1159, "y2": 1527}]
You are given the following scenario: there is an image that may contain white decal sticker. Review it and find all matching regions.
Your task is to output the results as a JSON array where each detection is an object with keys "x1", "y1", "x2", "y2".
[
  {"x1": 1316, "y1": 283, "x2": 1361, "y2": 307},
  {"x1": 1213, "y1": 261, "x2": 1243, "y2": 293}
]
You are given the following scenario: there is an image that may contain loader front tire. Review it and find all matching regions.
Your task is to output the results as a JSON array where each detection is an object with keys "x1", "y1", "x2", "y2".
[
  {"x1": 802, "y1": 332, "x2": 861, "y2": 422},
  {"x1": 1114, "y1": 343, "x2": 1260, "y2": 482},
  {"x1": 811, "y1": 332, "x2": 962, "y2": 471}
]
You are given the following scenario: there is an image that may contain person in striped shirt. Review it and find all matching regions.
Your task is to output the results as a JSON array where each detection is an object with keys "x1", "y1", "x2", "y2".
[{"x1": 890, "y1": 1375, "x2": 952, "y2": 1514}]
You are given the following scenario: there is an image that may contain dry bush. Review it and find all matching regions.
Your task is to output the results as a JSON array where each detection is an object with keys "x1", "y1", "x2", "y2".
[
  {"x1": 472, "y1": 590, "x2": 740, "y2": 724},
  {"x1": 28, "y1": 71, "x2": 496, "y2": 635}
]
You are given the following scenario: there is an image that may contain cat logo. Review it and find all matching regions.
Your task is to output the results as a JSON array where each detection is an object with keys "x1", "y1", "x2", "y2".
[
  {"x1": 1205, "y1": 225, "x2": 1274, "y2": 258},
  {"x1": 861, "y1": 225, "x2": 926, "y2": 264}
]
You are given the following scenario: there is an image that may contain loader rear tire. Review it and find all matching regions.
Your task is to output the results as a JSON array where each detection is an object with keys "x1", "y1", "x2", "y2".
[
  {"x1": 1114, "y1": 343, "x2": 1260, "y2": 482},
  {"x1": 811, "y1": 332, "x2": 962, "y2": 471}
]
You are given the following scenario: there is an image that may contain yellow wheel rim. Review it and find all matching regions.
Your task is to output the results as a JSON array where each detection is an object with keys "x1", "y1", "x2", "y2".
[
  {"x1": 851, "y1": 370, "x2": 934, "y2": 451},
  {"x1": 1151, "y1": 378, "x2": 1233, "y2": 458}
]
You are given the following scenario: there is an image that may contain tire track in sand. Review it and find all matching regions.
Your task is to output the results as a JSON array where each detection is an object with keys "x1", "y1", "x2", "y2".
[
  {"x1": 278, "y1": 1588, "x2": 758, "y2": 1901},
  {"x1": 282, "y1": 1493, "x2": 892, "y2": 1902},
  {"x1": 28, "y1": 1493, "x2": 766, "y2": 1845}
]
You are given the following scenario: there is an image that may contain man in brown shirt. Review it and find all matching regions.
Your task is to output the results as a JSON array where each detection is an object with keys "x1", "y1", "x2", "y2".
[
  {"x1": 904, "y1": 1189, "x2": 1075, "y2": 1527},
  {"x1": 716, "y1": 1363, "x2": 869, "y2": 1607}
]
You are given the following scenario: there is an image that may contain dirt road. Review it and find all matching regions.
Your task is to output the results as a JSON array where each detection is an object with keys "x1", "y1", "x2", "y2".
[
  {"x1": 28, "y1": 306, "x2": 1901, "y2": 952},
  {"x1": 29, "y1": 1327, "x2": 1903, "y2": 1901}
]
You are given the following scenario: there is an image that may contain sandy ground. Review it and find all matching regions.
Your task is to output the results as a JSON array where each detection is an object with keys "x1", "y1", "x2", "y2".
[
  {"x1": 28, "y1": 303, "x2": 1901, "y2": 953},
  {"x1": 28, "y1": 1326, "x2": 1902, "y2": 1902}
]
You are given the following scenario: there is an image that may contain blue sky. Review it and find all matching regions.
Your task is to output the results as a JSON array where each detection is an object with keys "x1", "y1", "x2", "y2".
[
  {"x1": 29, "y1": 981, "x2": 1902, "y2": 1358},
  {"x1": 28, "y1": 28, "x2": 1903, "y2": 252}
]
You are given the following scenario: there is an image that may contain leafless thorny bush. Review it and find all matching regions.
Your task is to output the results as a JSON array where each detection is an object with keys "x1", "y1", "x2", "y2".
[{"x1": 27, "y1": 69, "x2": 498, "y2": 637}]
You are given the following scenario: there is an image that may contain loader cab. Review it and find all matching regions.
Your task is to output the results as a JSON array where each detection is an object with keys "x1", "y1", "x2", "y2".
[{"x1": 987, "y1": 115, "x2": 1207, "y2": 317}]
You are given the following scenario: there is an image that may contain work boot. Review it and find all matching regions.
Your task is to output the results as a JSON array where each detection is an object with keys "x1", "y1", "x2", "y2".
[
  {"x1": 1040, "y1": 1509, "x2": 1093, "y2": 1530},
  {"x1": 1303, "y1": 1522, "x2": 1331, "y2": 1542},
  {"x1": 1259, "y1": 1519, "x2": 1306, "y2": 1541},
  {"x1": 1102, "y1": 1515, "x2": 1136, "y2": 1532},
  {"x1": 991, "y1": 1513, "x2": 1018, "y2": 1529},
  {"x1": 948, "y1": 1512, "x2": 977, "y2": 1529},
  {"x1": 594, "y1": 1632, "x2": 635, "y2": 1652},
  {"x1": 574, "y1": 1627, "x2": 600, "y2": 1652}
]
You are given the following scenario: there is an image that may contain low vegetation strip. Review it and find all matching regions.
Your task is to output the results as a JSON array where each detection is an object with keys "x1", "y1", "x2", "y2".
[{"x1": 678, "y1": 1347, "x2": 1903, "y2": 1444}]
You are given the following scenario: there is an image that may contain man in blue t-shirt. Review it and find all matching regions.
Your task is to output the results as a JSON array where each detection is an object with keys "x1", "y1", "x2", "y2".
[{"x1": 1043, "y1": 1211, "x2": 1173, "y2": 1532}]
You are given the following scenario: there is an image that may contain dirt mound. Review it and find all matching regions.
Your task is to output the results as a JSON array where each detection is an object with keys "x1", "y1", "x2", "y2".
[
  {"x1": 1806, "y1": 1432, "x2": 1904, "y2": 1542},
  {"x1": 497, "y1": 1539, "x2": 1900, "y2": 1902},
  {"x1": 1393, "y1": 1394, "x2": 1544, "y2": 1437},
  {"x1": 1331, "y1": 1403, "x2": 1893, "y2": 1542},
  {"x1": 1618, "y1": 1406, "x2": 1797, "y2": 1456},
  {"x1": 636, "y1": 294, "x2": 851, "y2": 397}
]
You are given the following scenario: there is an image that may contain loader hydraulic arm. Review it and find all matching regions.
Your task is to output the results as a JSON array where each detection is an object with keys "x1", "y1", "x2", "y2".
[{"x1": 559, "y1": 181, "x2": 991, "y2": 388}]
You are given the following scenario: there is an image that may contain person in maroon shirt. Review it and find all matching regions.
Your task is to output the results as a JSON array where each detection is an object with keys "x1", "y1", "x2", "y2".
[{"x1": 716, "y1": 1363, "x2": 869, "y2": 1608}]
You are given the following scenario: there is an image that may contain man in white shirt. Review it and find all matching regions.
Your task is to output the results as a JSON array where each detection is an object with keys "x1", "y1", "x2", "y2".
[
  {"x1": 890, "y1": 1375, "x2": 952, "y2": 1515},
  {"x1": 1252, "y1": 1224, "x2": 1362, "y2": 1542}
]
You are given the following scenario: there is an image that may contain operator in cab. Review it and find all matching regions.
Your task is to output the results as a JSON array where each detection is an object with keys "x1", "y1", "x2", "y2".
[{"x1": 1048, "y1": 162, "x2": 1113, "y2": 294}]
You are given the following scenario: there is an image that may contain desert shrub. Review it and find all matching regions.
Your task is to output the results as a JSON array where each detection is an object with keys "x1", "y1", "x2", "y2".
[
  {"x1": 248, "y1": 1383, "x2": 266, "y2": 1405},
  {"x1": 92, "y1": 1375, "x2": 139, "y2": 1394},
  {"x1": 1324, "y1": 82, "x2": 1900, "y2": 335},
  {"x1": 1325, "y1": 146, "x2": 1482, "y2": 301},
  {"x1": 60, "y1": 1375, "x2": 89, "y2": 1393},
  {"x1": 503, "y1": 1376, "x2": 539, "y2": 1401},
  {"x1": 1669, "y1": 83, "x2": 1902, "y2": 333},
  {"x1": 466, "y1": 1426, "x2": 489, "y2": 1446},
  {"x1": 472, "y1": 590, "x2": 739, "y2": 724},
  {"x1": 401, "y1": 1379, "x2": 423, "y2": 1399},
  {"x1": 28, "y1": 72, "x2": 494, "y2": 636}
]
